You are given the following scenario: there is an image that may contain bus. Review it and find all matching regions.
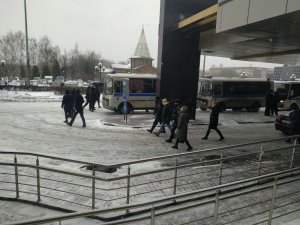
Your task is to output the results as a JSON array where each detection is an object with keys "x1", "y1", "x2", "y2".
[
  {"x1": 102, "y1": 73, "x2": 157, "y2": 113},
  {"x1": 274, "y1": 80, "x2": 300, "y2": 110},
  {"x1": 197, "y1": 77, "x2": 273, "y2": 112}
]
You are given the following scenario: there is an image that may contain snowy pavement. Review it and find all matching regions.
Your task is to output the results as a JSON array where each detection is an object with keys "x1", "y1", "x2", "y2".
[{"x1": 0, "y1": 90, "x2": 299, "y2": 224}]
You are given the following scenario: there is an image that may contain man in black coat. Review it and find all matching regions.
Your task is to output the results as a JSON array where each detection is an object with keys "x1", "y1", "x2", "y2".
[
  {"x1": 265, "y1": 90, "x2": 274, "y2": 116},
  {"x1": 165, "y1": 99, "x2": 181, "y2": 143},
  {"x1": 68, "y1": 89, "x2": 86, "y2": 127},
  {"x1": 154, "y1": 98, "x2": 172, "y2": 136},
  {"x1": 61, "y1": 89, "x2": 73, "y2": 123},
  {"x1": 202, "y1": 102, "x2": 224, "y2": 141},
  {"x1": 147, "y1": 97, "x2": 164, "y2": 133}
]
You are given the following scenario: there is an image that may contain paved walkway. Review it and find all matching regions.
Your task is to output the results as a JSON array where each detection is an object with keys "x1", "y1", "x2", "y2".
[{"x1": 0, "y1": 101, "x2": 299, "y2": 224}]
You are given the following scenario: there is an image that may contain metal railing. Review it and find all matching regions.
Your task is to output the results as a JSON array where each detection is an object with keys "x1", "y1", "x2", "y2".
[
  {"x1": 0, "y1": 135, "x2": 299, "y2": 220},
  {"x1": 6, "y1": 168, "x2": 300, "y2": 225}
]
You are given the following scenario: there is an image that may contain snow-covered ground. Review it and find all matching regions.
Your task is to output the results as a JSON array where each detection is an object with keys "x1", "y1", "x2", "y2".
[{"x1": 0, "y1": 90, "x2": 299, "y2": 225}]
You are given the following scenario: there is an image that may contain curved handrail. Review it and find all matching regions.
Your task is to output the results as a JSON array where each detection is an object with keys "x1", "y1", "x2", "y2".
[{"x1": 7, "y1": 167, "x2": 300, "y2": 225}]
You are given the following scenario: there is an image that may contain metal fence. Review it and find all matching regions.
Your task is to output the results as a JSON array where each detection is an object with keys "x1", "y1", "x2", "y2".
[
  {"x1": 0, "y1": 135, "x2": 300, "y2": 224},
  {"x1": 6, "y1": 168, "x2": 300, "y2": 225}
]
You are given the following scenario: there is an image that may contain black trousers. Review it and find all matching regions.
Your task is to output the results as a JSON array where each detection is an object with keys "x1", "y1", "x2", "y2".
[
  {"x1": 69, "y1": 109, "x2": 85, "y2": 125},
  {"x1": 204, "y1": 127, "x2": 224, "y2": 139}
]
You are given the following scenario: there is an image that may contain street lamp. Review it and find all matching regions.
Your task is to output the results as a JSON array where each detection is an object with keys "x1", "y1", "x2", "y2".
[
  {"x1": 290, "y1": 74, "x2": 296, "y2": 81},
  {"x1": 1, "y1": 60, "x2": 6, "y2": 77},
  {"x1": 94, "y1": 62, "x2": 105, "y2": 83},
  {"x1": 240, "y1": 71, "x2": 247, "y2": 78}
]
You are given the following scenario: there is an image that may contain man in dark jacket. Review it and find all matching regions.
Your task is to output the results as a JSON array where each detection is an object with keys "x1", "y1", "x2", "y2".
[
  {"x1": 68, "y1": 89, "x2": 86, "y2": 127},
  {"x1": 265, "y1": 90, "x2": 274, "y2": 116},
  {"x1": 61, "y1": 89, "x2": 73, "y2": 123},
  {"x1": 147, "y1": 97, "x2": 164, "y2": 133},
  {"x1": 154, "y1": 98, "x2": 172, "y2": 136},
  {"x1": 202, "y1": 102, "x2": 224, "y2": 141},
  {"x1": 165, "y1": 99, "x2": 181, "y2": 143},
  {"x1": 289, "y1": 105, "x2": 300, "y2": 133},
  {"x1": 95, "y1": 86, "x2": 101, "y2": 108}
]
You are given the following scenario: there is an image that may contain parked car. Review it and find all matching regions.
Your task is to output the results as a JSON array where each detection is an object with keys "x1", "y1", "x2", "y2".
[
  {"x1": 7, "y1": 80, "x2": 25, "y2": 86},
  {"x1": 275, "y1": 112, "x2": 291, "y2": 135}
]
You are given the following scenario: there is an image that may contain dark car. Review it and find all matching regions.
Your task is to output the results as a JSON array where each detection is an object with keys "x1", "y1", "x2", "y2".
[{"x1": 275, "y1": 112, "x2": 292, "y2": 135}]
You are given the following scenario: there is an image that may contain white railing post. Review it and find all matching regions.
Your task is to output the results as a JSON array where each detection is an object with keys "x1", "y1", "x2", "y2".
[
  {"x1": 214, "y1": 190, "x2": 220, "y2": 225},
  {"x1": 218, "y1": 153, "x2": 223, "y2": 185},
  {"x1": 150, "y1": 204, "x2": 155, "y2": 225},
  {"x1": 92, "y1": 165, "x2": 96, "y2": 209},
  {"x1": 173, "y1": 157, "x2": 178, "y2": 196},
  {"x1": 14, "y1": 154, "x2": 19, "y2": 199},
  {"x1": 268, "y1": 178, "x2": 278, "y2": 225},
  {"x1": 36, "y1": 157, "x2": 41, "y2": 202},
  {"x1": 126, "y1": 165, "x2": 131, "y2": 213},
  {"x1": 257, "y1": 146, "x2": 264, "y2": 176},
  {"x1": 290, "y1": 139, "x2": 297, "y2": 168}
]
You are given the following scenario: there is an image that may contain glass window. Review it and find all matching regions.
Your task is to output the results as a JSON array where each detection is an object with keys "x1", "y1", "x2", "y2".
[
  {"x1": 200, "y1": 82, "x2": 212, "y2": 96},
  {"x1": 129, "y1": 78, "x2": 144, "y2": 93},
  {"x1": 143, "y1": 79, "x2": 156, "y2": 93},
  {"x1": 290, "y1": 84, "x2": 300, "y2": 98},
  {"x1": 129, "y1": 78, "x2": 156, "y2": 93},
  {"x1": 213, "y1": 83, "x2": 222, "y2": 95},
  {"x1": 113, "y1": 81, "x2": 123, "y2": 93},
  {"x1": 104, "y1": 78, "x2": 112, "y2": 95}
]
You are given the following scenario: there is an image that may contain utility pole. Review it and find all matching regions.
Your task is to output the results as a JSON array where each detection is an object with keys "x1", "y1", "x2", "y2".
[{"x1": 24, "y1": 0, "x2": 30, "y2": 81}]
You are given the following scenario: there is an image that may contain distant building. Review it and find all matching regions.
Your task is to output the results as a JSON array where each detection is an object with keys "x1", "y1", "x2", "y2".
[
  {"x1": 111, "y1": 28, "x2": 157, "y2": 74},
  {"x1": 272, "y1": 65, "x2": 300, "y2": 80},
  {"x1": 208, "y1": 67, "x2": 273, "y2": 79}
]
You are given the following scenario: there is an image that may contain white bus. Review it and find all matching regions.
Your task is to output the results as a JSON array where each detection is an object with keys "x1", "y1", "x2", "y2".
[
  {"x1": 274, "y1": 80, "x2": 300, "y2": 110},
  {"x1": 102, "y1": 73, "x2": 157, "y2": 113},
  {"x1": 197, "y1": 77, "x2": 273, "y2": 112}
]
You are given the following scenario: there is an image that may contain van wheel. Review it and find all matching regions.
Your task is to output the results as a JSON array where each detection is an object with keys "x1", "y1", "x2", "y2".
[{"x1": 118, "y1": 103, "x2": 132, "y2": 114}]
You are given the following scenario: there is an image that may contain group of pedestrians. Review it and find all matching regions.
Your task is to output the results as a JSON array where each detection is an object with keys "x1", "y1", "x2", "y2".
[
  {"x1": 265, "y1": 90, "x2": 280, "y2": 116},
  {"x1": 147, "y1": 97, "x2": 224, "y2": 151},
  {"x1": 61, "y1": 85, "x2": 102, "y2": 128},
  {"x1": 82, "y1": 86, "x2": 101, "y2": 112},
  {"x1": 61, "y1": 89, "x2": 86, "y2": 127}
]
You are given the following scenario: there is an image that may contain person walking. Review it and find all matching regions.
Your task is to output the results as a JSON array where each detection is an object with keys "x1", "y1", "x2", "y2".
[
  {"x1": 165, "y1": 99, "x2": 181, "y2": 143},
  {"x1": 82, "y1": 86, "x2": 91, "y2": 110},
  {"x1": 172, "y1": 105, "x2": 193, "y2": 151},
  {"x1": 202, "y1": 102, "x2": 224, "y2": 141},
  {"x1": 154, "y1": 98, "x2": 172, "y2": 136},
  {"x1": 89, "y1": 87, "x2": 96, "y2": 112},
  {"x1": 61, "y1": 89, "x2": 74, "y2": 123},
  {"x1": 285, "y1": 105, "x2": 300, "y2": 143},
  {"x1": 147, "y1": 97, "x2": 164, "y2": 133},
  {"x1": 265, "y1": 90, "x2": 274, "y2": 116},
  {"x1": 271, "y1": 91, "x2": 280, "y2": 116},
  {"x1": 68, "y1": 89, "x2": 86, "y2": 127},
  {"x1": 95, "y1": 86, "x2": 101, "y2": 108}
]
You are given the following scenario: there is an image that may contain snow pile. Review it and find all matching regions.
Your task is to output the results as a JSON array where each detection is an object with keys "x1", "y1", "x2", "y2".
[{"x1": 0, "y1": 90, "x2": 62, "y2": 102}]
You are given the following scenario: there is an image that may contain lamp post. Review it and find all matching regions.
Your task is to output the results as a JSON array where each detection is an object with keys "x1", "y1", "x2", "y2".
[
  {"x1": 95, "y1": 62, "x2": 105, "y2": 83},
  {"x1": 1, "y1": 60, "x2": 6, "y2": 82},
  {"x1": 241, "y1": 71, "x2": 247, "y2": 78},
  {"x1": 24, "y1": 0, "x2": 30, "y2": 81}
]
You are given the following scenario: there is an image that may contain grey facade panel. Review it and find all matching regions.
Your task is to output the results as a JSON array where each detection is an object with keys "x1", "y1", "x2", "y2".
[
  {"x1": 217, "y1": 0, "x2": 249, "y2": 32},
  {"x1": 248, "y1": 0, "x2": 287, "y2": 24},
  {"x1": 216, "y1": 5, "x2": 223, "y2": 33},
  {"x1": 287, "y1": 0, "x2": 300, "y2": 13}
]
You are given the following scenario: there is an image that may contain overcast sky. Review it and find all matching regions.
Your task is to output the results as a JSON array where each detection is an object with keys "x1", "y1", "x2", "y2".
[{"x1": 0, "y1": 0, "x2": 281, "y2": 69}]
